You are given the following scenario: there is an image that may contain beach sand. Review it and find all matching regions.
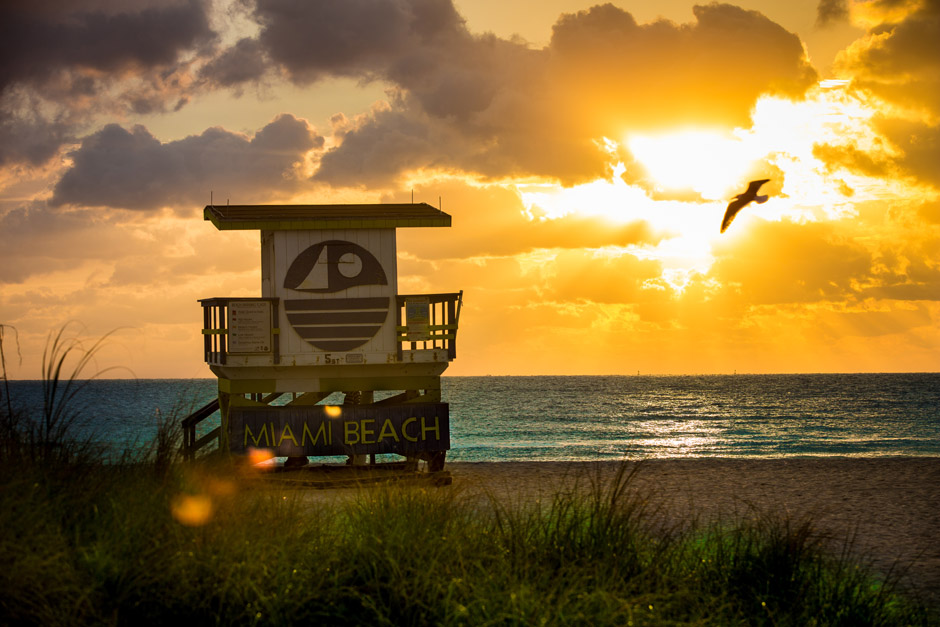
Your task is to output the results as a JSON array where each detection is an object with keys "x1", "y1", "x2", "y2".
[{"x1": 444, "y1": 457, "x2": 940, "y2": 606}]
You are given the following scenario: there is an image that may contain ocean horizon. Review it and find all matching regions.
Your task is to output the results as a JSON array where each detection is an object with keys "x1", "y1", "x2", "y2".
[{"x1": 4, "y1": 373, "x2": 939, "y2": 462}]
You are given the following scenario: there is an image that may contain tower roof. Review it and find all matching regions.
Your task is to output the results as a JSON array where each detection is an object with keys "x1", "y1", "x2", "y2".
[{"x1": 204, "y1": 203, "x2": 451, "y2": 231}]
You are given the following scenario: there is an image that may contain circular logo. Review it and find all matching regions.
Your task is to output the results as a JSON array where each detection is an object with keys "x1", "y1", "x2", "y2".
[{"x1": 283, "y1": 240, "x2": 389, "y2": 352}]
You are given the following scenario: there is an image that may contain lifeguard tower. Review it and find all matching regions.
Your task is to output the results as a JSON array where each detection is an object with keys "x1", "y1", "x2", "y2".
[{"x1": 183, "y1": 203, "x2": 461, "y2": 473}]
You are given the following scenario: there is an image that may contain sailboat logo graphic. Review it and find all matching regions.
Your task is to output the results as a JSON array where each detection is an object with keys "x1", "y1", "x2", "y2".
[{"x1": 283, "y1": 240, "x2": 389, "y2": 351}]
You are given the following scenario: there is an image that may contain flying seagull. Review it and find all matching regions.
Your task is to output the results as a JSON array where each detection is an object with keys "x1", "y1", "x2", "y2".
[{"x1": 721, "y1": 179, "x2": 770, "y2": 233}]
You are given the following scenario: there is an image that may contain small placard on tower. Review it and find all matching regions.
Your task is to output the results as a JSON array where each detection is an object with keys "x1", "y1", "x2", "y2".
[
  {"x1": 405, "y1": 296, "x2": 430, "y2": 341},
  {"x1": 228, "y1": 300, "x2": 272, "y2": 353}
]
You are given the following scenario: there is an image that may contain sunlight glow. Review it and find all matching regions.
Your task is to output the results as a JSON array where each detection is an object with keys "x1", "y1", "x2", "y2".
[
  {"x1": 510, "y1": 84, "x2": 895, "y2": 299},
  {"x1": 517, "y1": 162, "x2": 650, "y2": 221},
  {"x1": 627, "y1": 130, "x2": 758, "y2": 200}
]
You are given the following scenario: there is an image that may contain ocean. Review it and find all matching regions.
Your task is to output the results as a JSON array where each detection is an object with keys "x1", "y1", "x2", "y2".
[{"x1": 3, "y1": 374, "x2": 939, "y2": 461}]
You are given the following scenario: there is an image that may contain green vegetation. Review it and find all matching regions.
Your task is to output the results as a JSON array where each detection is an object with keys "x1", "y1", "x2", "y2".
[
  {"x1": 0, "y1": 326, "x2": 936, "y2": 625},
  {"x1": 2, "y1": 451, "x2": 936, "y2": 624}
]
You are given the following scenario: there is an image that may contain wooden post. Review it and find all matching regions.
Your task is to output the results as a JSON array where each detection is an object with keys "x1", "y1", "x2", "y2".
[{"x1": 218, "y1": 388, "x2": 231, "y2": 455}]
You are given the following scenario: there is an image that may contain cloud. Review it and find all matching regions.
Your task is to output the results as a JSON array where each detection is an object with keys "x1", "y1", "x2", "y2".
[
  {"x1": 816, "y1": 0, "x2": 850, "y2": 27},
  {"x1": 0, "y1": 98, "x2": 73, "y2": 167},
  {"x1": 539, "y1": 249, "x2": 665, "y2": 305},
  {"x1": 0, "y1": 202, "x2": 261, "y2": 340},
  {"x1": 251, "y1": 0, "x2": 467, "y2": 83},
  {"x1": 707, "y1": 212, "x2": 940, "y2": 311},
  {"x1": 812, "y1": 141, "x2": 895, "y2": 179},
  {"x1": 394, "y1": 180, "x2": 663, "y2": 262},
  {"x1": 874, "y1": 117, "x2": 940, "y2": 186},
  {"x1": 314, "y1": 101, "x2": 454, "y2": 188},
  {"x1": 4, "y1": 1, "x2": 940, "y2": 378},
  {"x1": 837, "y1": 0, "x2": 940, "y2": 116},
  {"x1": 548, "y1": 3, "x2": 816, "y2": 128},
  {"x1": 51, "y1": 114, "x2": 324, "y2": 210},
  {"x1": 919, "y1": 200, "x2": 940, "y2": 224},
  {"x1": 243, "y1": 0, "x2": 818, "y2": 188},
  {"x1": 198, "y1": 37, "x2": 269, "y2": 88},
  {"x1": 0, "y1": 202, "x2": 143, "y2": 282},
  {"x1": 0, "y1": 0, "x2": 215, "y2": 92},
  {"x1": 829, "y1": 0, "x2": 940, "y2": 188},
  {"x1": 808, "y1": 302, "x2": 934, "y2": 338},
  {"x1": 0, "y1": 0, "x2": 216, "y2": 167},
  {"x1": 4, "y1": 0, "x2": 818, "y2": 187},
  {"x1": 710, "y1": 219, "x2": 874, "y2": 305}
]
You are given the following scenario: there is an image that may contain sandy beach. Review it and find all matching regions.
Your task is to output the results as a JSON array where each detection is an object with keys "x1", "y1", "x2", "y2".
[{"x1": 440, "y1": 457, "x2": 940, "y2": 606}]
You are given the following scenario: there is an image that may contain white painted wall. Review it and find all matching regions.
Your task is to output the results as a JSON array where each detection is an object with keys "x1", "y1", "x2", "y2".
[{"x1": 261, "y1": 229, "x2": 399, "y2": 364}]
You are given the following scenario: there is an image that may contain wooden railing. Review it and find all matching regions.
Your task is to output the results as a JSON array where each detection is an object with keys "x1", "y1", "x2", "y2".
[
  {"x1": 181, "y1": 393, "x2": 285, "y2": 460},
  {"x1": 199, "y1": 297, "x2": 280, "y2": 365},
  {"x1": 199, "y1": 292, "x2": 462, "y2": 364},
  {"x1": 181, "y1": 398, "x2": 220, "y2": 461},
  {"x1": 396, "y1": 291, "x2": 463, "y2": 360}
]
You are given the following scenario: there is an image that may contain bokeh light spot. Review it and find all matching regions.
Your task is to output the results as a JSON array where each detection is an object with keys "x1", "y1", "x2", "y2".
[{"x1": 171, "y1": 494, "x2": 213, "y2": 527}]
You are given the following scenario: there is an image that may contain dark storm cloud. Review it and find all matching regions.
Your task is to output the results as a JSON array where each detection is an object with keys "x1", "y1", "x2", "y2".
[
  {"x1": 282, "y1": 1, "x2": 817, "y2": 187},
  {"x1": 0, "y1": 0, "x2": 216, "y2": 167},
  {"x1": 251, "y1": 0, "x2": 466, "y2": 82},
  {"x1": 51, "y1": 114, "x2": 324, "y2": 210},
  {"x1": 2, "y1": 0, "x2": 820, "y2": 190},
  {"x1": 0, "y1": 102, "x2": 72, "y2": 167},
  {"x1": 816, "y1": 0, "x2": 850, "y2": 27},
  {"x1": 0, "y1": 0, "x2": 215, "y2": 92},
  {"x1": 314, "y1": 104, "x2": 447, "y2": 187},
  {"x1": 198, "y1": 37, "x2": 269, "y2": 87}
]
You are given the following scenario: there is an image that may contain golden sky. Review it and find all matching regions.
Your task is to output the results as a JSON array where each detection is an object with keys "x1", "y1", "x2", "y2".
[{"x1": 1, "y1": 0, "x2": 938, "y2": 377}]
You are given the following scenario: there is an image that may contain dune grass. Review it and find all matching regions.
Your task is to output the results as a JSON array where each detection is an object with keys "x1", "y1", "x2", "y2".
[
  {"x1": 0, "y1": 327, "x2": 936, "y2": 625},
  {"x1": 1, "y1": 449, "x2": 937, "y2": 626}
]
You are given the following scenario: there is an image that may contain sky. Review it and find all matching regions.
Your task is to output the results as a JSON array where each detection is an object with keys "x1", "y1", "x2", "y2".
[{"x1": 1, "y1": 0, "x2": 938, "y2": 378}]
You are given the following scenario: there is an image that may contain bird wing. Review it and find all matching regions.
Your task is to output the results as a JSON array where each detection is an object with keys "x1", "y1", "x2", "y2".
[
  {"x1": 721, "y1": 197, "x2": 747, "y2": 233},
  {"x1": 720, "y1": 179, "x2": 771, "y2": 232},
  {"x1": 745, "y1": 179, "x2": 770, "y2": 195}
]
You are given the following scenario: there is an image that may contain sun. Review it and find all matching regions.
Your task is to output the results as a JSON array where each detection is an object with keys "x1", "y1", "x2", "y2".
[
  {"x1": 510, "y1": 86, "x2": 884, "y2": 294},
  {"x1": 626, "y1": 129, "x2": 759, "y2": 200}
]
